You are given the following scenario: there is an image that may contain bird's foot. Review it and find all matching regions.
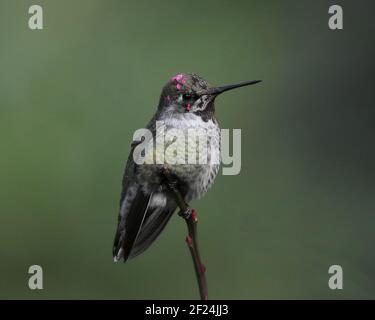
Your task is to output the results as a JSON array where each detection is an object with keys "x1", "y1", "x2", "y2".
[
  {"x1": 178, "y1": 207, "x2": 198, "y2": 222},
  {"x1": 161, "y1": 167, "x2": 178, "y2": 191},
  {"x1": 161, "y1": 166, "x2": 197, "y2": 221},
  {"x1": 178, "y1": 207, "x2": 192, "y2": 219}
]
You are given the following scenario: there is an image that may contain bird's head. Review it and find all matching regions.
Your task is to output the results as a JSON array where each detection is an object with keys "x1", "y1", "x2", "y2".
[{"x1": 158, "y1": 73, "x2": 261, "y2": 120}]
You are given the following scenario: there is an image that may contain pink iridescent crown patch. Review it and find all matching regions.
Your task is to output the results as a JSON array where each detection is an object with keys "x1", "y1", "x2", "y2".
[{"x1": 170, "y1": 73, "x2": 187, "y2": 91}]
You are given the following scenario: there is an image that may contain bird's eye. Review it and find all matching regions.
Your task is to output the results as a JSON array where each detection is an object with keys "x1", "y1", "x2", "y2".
[{"x1": 183, "y1": 93, "x2": 199, "y2": 101}]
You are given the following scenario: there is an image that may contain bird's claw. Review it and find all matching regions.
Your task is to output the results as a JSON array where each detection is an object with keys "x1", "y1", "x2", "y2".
[{"x1": 178, "y1": 207, "x2": 192, "y2": 220}]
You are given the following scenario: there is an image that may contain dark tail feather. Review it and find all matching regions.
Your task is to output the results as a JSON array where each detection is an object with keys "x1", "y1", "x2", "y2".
[
  {"x1": 128, "y1": 200, "x2": 177, "y2": 259},
  {"x1": 113, "y1": 188, "x2": 152, "y2": 262},
  {"x1": 113, "y1": 188, "x2": 177, "y2": 262}
]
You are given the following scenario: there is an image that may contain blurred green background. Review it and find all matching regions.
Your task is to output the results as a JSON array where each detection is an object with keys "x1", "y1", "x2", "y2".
[{"x1": 0, "y1": 0, "x2": 374, "y2": 299}]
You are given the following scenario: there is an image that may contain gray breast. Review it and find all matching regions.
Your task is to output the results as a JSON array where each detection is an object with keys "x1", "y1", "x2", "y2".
[{"x1": 136, "y1": 112, "x2": 221, "y2": 200}]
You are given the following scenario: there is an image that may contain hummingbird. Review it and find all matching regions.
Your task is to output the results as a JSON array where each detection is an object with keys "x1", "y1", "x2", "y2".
[{"x1": 113, "y1": 73, "x2": 261, "y2": 262}]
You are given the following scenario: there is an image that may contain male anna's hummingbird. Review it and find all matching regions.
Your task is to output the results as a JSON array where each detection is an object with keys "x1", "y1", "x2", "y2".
[{"x1": 113, "y1": 73, "x2": 261, "y2": 262}]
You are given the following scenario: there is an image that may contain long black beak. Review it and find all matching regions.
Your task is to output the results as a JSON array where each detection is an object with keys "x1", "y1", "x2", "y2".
[{"x1": 206, "y1": 80, "x2": 262, "y2": 96}]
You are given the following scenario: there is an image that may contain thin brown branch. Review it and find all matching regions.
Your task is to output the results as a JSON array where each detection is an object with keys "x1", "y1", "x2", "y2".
[
  {"x1": 162, "y1": 169, "x2": 208, "y2": 300},
  {"x1": 184, "y1": 209, "x2": 208, "y2": 300}
]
